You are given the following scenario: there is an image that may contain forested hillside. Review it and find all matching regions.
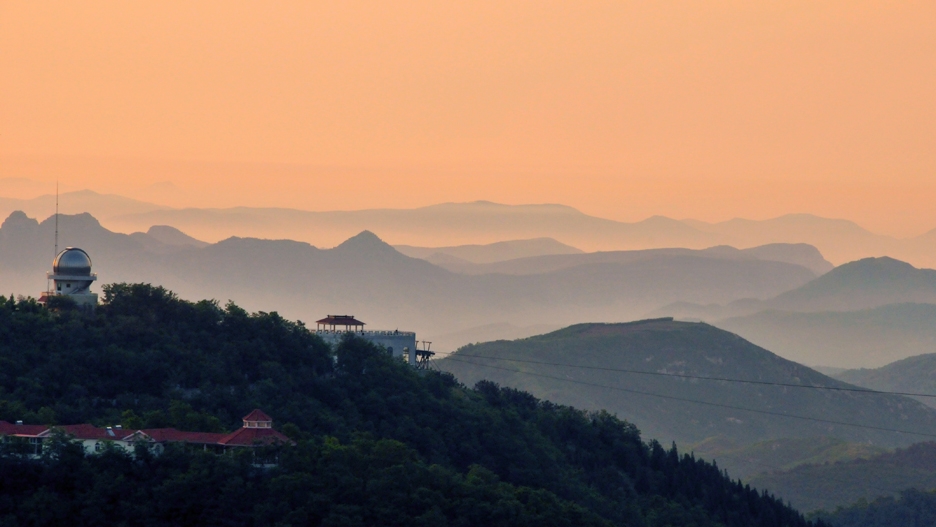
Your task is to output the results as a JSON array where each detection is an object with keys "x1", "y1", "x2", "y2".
[
  {"x1": 813, "y1": 489, "x2": 936, "y2": 527},
  {"x1": 437, "y1": 320, "x2": 936, "y2": 449},
  {"x1": 0, "y1": 285, "x2": 821, "y2": 526},
  {"x1": 748, "y1": 442, "x2": 936, "y2": 512}
]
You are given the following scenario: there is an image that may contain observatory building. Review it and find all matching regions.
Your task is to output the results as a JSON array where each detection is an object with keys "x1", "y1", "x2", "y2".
[{"x1": 39, "y1": 247, "x2": 98, "y2": 308}]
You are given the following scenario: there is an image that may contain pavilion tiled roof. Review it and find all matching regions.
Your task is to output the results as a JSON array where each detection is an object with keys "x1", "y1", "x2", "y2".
[
  {"x1": 217, "y1": 426, "x2": 293, "y2": 446},
  {"x1": 243, "y1": 409, "x2": 272, "y2": 422},
  {"x1": 315, "y1": 315, "x2": 365, "y2": 326}
]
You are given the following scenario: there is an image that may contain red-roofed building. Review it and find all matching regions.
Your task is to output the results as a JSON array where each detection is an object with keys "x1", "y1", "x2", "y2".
[
  {"x1": 218, "y1": 410, "x2": 291, "y2": 447},
  {"x1": 0, "y1": 409, "x2": 293, "y2": 457},
  {"x1": 136, "y1": 429, "x2": 228, "y2": 445},
  {"x1": 0, "y1": 421, "x2": 51, "y2": 456}
]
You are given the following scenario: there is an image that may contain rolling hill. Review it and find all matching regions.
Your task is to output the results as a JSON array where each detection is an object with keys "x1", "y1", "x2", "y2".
[
  {"x1": 748, "y1": 442, "x2": 936, "y2": 512},
  {"x1": 436, "y1": 319, "x2": 936, "y2": 450},
  {"x1": 656, "y1": 256, "x2": 936, "y2": 319},
  {"x1": 765, "y1": 257, "x2": 936, "y2": 312},
  {"x1": 833, "y1": 353, "x2": 936, "y2": 408},
  {"x1": 716, "y1": 303, "x2": 936, "y2": 368},
  {"x1": 688, "y1": 436, "x2": 887, "y2": 480}
]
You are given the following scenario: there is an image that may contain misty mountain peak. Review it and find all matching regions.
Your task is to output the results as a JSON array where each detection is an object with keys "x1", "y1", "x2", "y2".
[
  {"x1": 835, "y1": 256, "x2": 917, "y2": 276},
  {"x1": 38, "y1": 212, "x2": 103, "y2": 230},
  {"x1": 1, "y1": 210, "x2": 39, "y2": 231},
  {"x1": 145, "y1": 225, "x2": 208, "y2": 248},
  {"x1": 334, "y1": 230, "x2": 397, "y2": 254}
]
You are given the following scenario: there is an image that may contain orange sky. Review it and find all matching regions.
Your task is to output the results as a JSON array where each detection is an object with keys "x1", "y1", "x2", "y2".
[{"x1": 2, "y1": 2, "x2": 935, "y2": 236}]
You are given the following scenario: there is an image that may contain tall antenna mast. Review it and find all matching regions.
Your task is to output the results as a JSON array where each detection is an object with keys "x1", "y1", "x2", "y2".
[
  {"x1": 46, "y1": 181, "x2": 60, "y2": 295},
  {"x1": 54, "y1": 180, "x2": 59, "y2": 258}
]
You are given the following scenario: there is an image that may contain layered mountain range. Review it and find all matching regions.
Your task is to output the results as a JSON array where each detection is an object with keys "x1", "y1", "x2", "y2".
[
  {"x1": 5, "y1": 190, "x2": 936, "y2": 267},
  {"x1": 4, "y1": 208, "x2": 936, "y2": 367},
  {"x1": 0, "y1": 210, "x2": 823, "y2": 340}
]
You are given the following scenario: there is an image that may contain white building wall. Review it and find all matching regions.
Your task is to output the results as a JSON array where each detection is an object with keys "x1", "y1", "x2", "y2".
[{"x1": 316, "y1": 330, "x2": 418, "y2": 365}]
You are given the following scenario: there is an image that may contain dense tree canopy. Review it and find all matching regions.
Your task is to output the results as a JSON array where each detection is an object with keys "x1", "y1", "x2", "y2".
[
  {"x1": 0, "y1": 284, "x2": 824, "y2": 526},
  {"x1": 812, "y1": 489, "x2": 936, "y2": 527}
]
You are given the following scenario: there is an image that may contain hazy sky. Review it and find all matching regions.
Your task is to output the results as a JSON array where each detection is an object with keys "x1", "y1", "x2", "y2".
[{"x1": 2, "y1": 2, "x2": 935, "y2": 236}]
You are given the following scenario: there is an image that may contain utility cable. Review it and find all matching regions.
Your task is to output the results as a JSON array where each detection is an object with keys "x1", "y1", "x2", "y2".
[
  {"x1": 448, "y1": 352, "x2": 936, "y2": 399},
  {"x1": 434, "y1": 356, "x2": 919, "y2": 503}
]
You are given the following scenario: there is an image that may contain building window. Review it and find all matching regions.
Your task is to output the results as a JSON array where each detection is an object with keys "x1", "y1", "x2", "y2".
[
  {"x1": 94, "y1": 442, "x2": 102, "y2": 452},
  {"x1": 387, "y1": 347, "x2": 394, "y2": 355}
]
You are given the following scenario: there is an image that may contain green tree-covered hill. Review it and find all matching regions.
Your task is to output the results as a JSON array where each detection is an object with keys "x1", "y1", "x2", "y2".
[
  {"x1": 437, "y1": 319, "x2": 936, "y2": 449},
  {"x1": 812, "y1": 489, "x2": 936, "y2": 527},
  {"x1": 0, "y1": 284, "x2": 820, "y2": 526},
  {"x1": 748, "y1": 441, "x2": 936, "y2": 513}
]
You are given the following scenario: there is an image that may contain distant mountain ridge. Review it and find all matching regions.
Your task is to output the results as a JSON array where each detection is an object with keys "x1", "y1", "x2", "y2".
[
  {"x1": 421, "y1": 243, "x2": 833, "y2": 276},
  {"x1": 658, "y1": 257, "x2": 936, "y2": 319},
  {"x1": 6, "y1": 189, "x2": 936, "y2": 267},
  {"x1": 716, "y1": 303, "x2": 936, "y2": 368},
  {"x1": 651, "y1": 258, "x2": 936, "y2": 368},
  {"x1": 394, "y1": 237, "x2": 583, "y2": 264}
]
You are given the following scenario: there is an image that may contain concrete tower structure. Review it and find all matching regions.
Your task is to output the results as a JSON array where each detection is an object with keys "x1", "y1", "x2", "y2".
[{"x1": 42, "y1": 247, "x2": 98, "y2": 307}]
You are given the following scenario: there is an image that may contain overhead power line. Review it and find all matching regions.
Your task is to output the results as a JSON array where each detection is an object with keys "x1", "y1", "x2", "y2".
[
  {"x1": 443, "y1": 357, "x2": 936, "y2": 439},
  {"x1": 438, "y1": 355, "x2": 922, "y2": 500},
  {"x1": 449, "y1": 353, "x2": 936, "y2": 399}
]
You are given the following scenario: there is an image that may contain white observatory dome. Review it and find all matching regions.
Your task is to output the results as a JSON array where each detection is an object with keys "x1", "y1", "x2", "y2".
[{"x1": 52, "y1": 247, "x2": 93, "y2": 276}]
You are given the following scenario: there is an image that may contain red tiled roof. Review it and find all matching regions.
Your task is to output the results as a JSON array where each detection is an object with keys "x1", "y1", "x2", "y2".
[
  {"x1": 52, "y1": 424, "x2": 135, "y2": 441},
  {"x1": 1, "y1": 409, "x2": 292, "y2": 448},
  {"x1": 0, "y1": 421, "x2": 48, "y2": 437},
  {"x1": 139, "y1": 428, "x2": 228, "y2": 444},
  {"x1": 243, "y1": 409, "x2": 272, "y2": 422},
  {"x1": 217, "y1": 427, "x2": 293, "y2": 446}
]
